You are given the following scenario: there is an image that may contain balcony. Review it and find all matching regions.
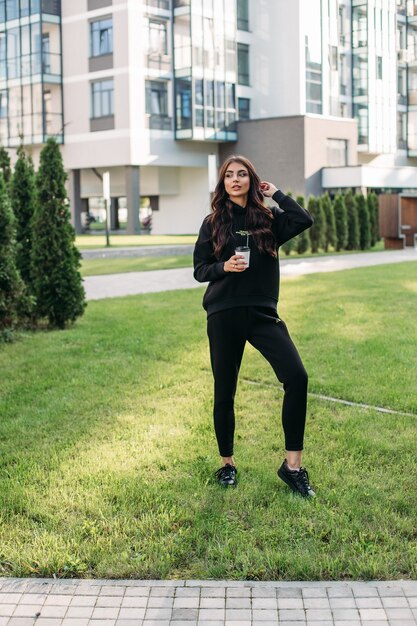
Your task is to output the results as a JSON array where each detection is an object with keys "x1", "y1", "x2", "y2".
[
  {"x1": 145, "y1": 0, "x2": 170, "y2": 9},
  {"x1": 145, "y1": 114, "x2": 172, "y2": 130}
]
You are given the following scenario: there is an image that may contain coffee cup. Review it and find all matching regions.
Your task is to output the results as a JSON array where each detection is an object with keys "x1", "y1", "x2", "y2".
[{"x1": 235, "y1": 246, "x2": 250, "y2": 268}]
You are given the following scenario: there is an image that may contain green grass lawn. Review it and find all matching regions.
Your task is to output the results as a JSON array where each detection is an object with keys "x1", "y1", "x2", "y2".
[
  {"x1": 81, "y1": 255, "x2": 193, "y2": 277},
  {"x1": 1, "y1": 262, "x2": 416, "y2": 580},
  {"x1": 76, "y1": 234, "x2": 197, "y2": 248}
]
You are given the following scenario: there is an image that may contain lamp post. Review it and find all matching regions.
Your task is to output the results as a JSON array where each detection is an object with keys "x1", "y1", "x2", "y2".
[{"x1": 103, "y1": 171, "x2": 110, "y2": 247}]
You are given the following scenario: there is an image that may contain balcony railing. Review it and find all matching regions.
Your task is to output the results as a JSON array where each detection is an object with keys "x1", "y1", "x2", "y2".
[
  {"x1": 145, "y1": 0, "x2": 170, "y2": 9},
  {"x1": 146, "y1": 115, "x2": 172, "y2": 130},
  {"x1": 42, "y1": 0, "x2": 61, "y2": 16}
]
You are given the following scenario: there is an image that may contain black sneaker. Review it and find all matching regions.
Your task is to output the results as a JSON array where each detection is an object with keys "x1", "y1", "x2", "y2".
[
  {"x1": 215, "y1": 464, "x2": 237, "y2": 488},
  {"x1": 278, "y1": 461, "x2": 316, "y2": 497}
]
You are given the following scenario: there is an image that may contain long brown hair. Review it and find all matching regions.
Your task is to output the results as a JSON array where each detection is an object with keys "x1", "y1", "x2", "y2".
[{"x1": 208, "y1": 155, "x2": 277, "y2": 259}]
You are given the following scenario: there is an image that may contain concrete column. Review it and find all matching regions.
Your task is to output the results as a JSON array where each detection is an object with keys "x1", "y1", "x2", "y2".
[
  {"x1": 68, "y1": 169, "x2": 83, "y2": 234},
  {"x1": 110, "y1": 197, "x2": 119, "y2": 230},
  {"x1": 125, "y1": 166, "x2": 141, "y2": 234}
]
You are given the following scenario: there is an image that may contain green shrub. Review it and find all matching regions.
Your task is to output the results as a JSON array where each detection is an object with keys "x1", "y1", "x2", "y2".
[
  {"x1": 294, "y1": 195, "x2": 310, "y2": 253},
  {"x1": 333, "y1": 193, "x2": 348, "y2": 251},
  {"x1": 367, "y1": 192, "x2": 379, "y2": 245},
  {"x1": 345, "y1": 189, "x2": 360, "y2": 250},
  {"x1": 11, "y1": 146, "x2": 37, "y2": 290},
  {"x1": 308, "y1": 195, "x2": 326, "y2": 253},
  {"x1": 321, "y1": 192, "x2": 336, "y2": 252},
  {"x1": 0, "y1": 145, "x2": 11, "y2": 184},
  {"x1": 0, "y1": 172, "x2": 28, "y2": 339},
  {"x1": 356, "y1": 193, "x2": 371, "y2": 250},
  {"x1": 31, "y1": 138, "x2": 86, "y2": 328},
  {"x1": 281, "y1": 190, "x2": 295, "y2": 255}
]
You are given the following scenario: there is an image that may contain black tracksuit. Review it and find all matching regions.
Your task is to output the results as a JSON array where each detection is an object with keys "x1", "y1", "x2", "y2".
[{"x1": 193, "y1": 190, "x2": 313, "y2": 457}]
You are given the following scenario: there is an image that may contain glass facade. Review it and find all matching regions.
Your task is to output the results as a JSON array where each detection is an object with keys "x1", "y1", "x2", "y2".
[
  {"x1": 352, "y1": 1, "x2": 368, "y2": 145},
  {"x1": 305, "y1": 0, "x2": 322, "y2": 114},
  {"x1": 0, "y1": 0, "x2": 63, "y2": 146},
  {"x1": 172, "y1": 0, "x2": 237, "y2": 141}
]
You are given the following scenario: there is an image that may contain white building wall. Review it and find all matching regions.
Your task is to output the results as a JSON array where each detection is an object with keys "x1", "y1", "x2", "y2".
[
  {"x1": 240, "y1": 0, "x2": 304, "y2": 118},
  {"x1": 151, "y1": 167, "x2": 210, "y2": 235}
]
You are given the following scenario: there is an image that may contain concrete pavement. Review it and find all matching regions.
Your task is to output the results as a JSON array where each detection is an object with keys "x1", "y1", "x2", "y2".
[
  {"x1": 1, "y1": 578, "x2": 416, "y2": 626},
  {"x1": 84, "y1": 248, "x2": 417, "y2": 301}
]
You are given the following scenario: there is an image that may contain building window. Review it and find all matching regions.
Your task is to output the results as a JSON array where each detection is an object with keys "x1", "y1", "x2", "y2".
[
  {"x1": 145, "y1": 0, "x2": 170, "y2": 9},
  {"x1": 175, "y1": 77, "x2": 192, "y2": 130},
  {"x1": 397, "y1": 0, "x2": 406, "y2": 15},
  {"x1": 5, "y1": 0, "x2": 18, "y2": 21},
  {"x1": 145, "y1": 79, "x2": 171, "y2": 129},
  {"x1": 330, "y1": 45, "x2": 338, "y2": 70},
  {"x1": 352, "y1": 53, "x2": 368, "y2": 96},
  {"x1": 145, "y1": 80, "x2": 168, "y2": 116},
  {"x1": 305, "y1": 0, "x2": 322, "y2": 114},
  {"x1": 237, "y1": 0, "x2": 249, "y2": 31},
  {"x1": 238, "y1": 97, "x2": 250, "y2": 120},
  {"x1": 353, "y1": 103, "x2": 368, "y2": 144},
  {"x1": 397, "y1": 112, "x2": 407, "y2": 149},
  {"x1": 352, "y1": 4, "x2": 367, "y2": 48},
  {"x1": 148, "y1": 20, "x2": 168, "y2": 56},
  {"x1": 42, "y1": 33, "x2": 50, "y2": 73},
  {"x1": 376, "y1": 55, "x2": 382, "y2": 79},
  {"x1": 0, "y1": 32, "x2": 5, "y2": 79},
  {"x1": 0, "y1": 89, "x2": 7, "y2": 117},
  {"x1": 326, "y1": 139, "x2": 347, "y2": 166},
  {"x1": 90, "y1": 18, "x2": 113, "y2": 57},
  {"x1": 237, "y1": 42, "x2": 249, "y2": 85},
  {"x1": 91, "y1": 79, "x2": 114, "y2": 118}
]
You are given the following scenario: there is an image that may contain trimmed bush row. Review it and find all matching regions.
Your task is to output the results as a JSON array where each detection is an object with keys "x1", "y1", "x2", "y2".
[{"x1": 281, "y1": 190, "x2": 380, "y2": 256}]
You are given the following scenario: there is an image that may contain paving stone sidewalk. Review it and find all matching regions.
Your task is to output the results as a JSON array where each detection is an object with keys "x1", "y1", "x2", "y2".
[
  {"x1": 83, "y1": 248, "x2": 417, "y2": 301},
  {"x1": 1, "y1": 578, "x2": 417, "y2": 626}
]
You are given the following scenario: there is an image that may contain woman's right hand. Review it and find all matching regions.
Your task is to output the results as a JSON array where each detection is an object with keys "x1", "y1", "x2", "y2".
[{"x1": 224, "y1": 254, "x2": 247, "y2": 272}]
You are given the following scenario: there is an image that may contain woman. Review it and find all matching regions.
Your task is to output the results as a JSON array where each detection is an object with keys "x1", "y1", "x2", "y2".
[{"x1": 193, "y1": 155, "x2": 315, "y2": 497}]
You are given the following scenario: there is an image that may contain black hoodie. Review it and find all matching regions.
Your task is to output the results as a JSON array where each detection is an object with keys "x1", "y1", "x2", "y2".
[{"x1": 193, "y1": 190, "x2": 313, "y2": 316}]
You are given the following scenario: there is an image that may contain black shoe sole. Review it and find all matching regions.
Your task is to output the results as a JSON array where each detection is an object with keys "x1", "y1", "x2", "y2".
[{"x1": 217, "y1": 481, "x2": 237, "y2": 489}]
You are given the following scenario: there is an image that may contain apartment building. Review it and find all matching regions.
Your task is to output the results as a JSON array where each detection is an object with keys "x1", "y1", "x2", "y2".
[
  {"x1": 0, "y1": 0, "x2": 238, "y2": 233},
  {"x1": 1, "y1": 0, "x2": 417, "y2": 235},
  {"x1": 223, "y1": 0, "x2": 417, "y2": 202}
]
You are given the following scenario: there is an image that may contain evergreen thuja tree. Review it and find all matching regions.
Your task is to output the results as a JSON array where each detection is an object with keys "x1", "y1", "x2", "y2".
[
  {"x1": 0, "y1": 145, "x2": 11, "y2": 184},
  {"x1": 333, "y1": 193, "x2": 348, "y2": 251},
  {"x1": 281, "y1": 190, "x2": 295, "y2": 255},
  {"x1": 0, "y1": 172, "x2": 27, "y2": 339},
  {"x1": 321, "y1": 192, "x2": 336, "y2": 252},
  {"x1": 344, "y1": 189, "x2": 359, "y2": 250},
  {"x1": 367, "y1": 191, "x2": 379, "y2": 246},
  {"x1": 31, "y1": 138, "x2": 86, "y2": 328},
  {"x1": 308, "y1": 195, "x2": 326, "y2": 253},
  {"x1": 294, "y1": 195, "x2": 310, "y2": 254},
  {"x1": 356, "y1": 192, "x2": 371, "y2": 250},
  {"x1": 11, "y1": 145, "x2": 37, "y2": 290}
]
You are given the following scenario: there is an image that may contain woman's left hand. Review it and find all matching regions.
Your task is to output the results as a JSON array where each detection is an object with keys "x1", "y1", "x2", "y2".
[{"x1": 259, "y1": 181, "x2": 278, "y2": 197}]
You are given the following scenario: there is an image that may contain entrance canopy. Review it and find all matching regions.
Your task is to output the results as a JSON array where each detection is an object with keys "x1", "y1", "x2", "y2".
[{"x1": 322, "y1": 165, "x2": 417, "y2": 190}]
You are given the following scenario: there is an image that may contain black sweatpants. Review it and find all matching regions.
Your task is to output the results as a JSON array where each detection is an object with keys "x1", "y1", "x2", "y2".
[{"x1": 207, "y1": 306, "x2": 308, "y2": 457}]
